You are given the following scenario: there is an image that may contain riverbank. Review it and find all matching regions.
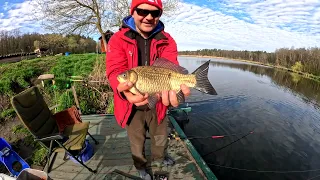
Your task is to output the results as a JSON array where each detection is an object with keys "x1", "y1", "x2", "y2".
[
  {"x1": 0, "y1": 53, "x2": 113, "y2": 174},
  {"x1": 179, "y1": 54, "x2": 320, "y2": 82}
]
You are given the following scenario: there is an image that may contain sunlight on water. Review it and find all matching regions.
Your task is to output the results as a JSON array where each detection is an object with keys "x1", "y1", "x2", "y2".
[{"x1": 177, "y1": 56, "x2": 320, "y2": 180}]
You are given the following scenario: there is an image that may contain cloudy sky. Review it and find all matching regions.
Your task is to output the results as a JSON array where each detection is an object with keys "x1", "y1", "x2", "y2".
[{"x1": 0, "y1": 0, "x2": 319, "y2": 52}]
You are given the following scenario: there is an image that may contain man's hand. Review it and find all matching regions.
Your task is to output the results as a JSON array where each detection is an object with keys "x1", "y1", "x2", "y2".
[
  {"x1": 117, "y1": 81, "x2": 149, "y2": 106},
  {"x1": 160, "y1": 84, "x2": 191, "y2": 107}
]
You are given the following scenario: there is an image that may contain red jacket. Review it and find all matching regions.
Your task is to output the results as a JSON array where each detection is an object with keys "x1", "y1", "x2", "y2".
[{"x1": 106, "y1": 16, "x2": 179, "y2": 128}]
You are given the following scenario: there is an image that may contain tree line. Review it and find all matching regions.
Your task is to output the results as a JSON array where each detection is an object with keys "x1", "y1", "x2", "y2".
[
  {"x1": 0, "y1": 29, "x2": 97, "y2": 56},
  {"x1": 179, "y1": 47, "x2": 320, "y2": 76},
  {"x1": 210, "y1": 61, "x2": 320, "y2": 105}
]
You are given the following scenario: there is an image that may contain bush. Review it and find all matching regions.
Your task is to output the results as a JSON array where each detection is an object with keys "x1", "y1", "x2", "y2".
[{"x1": 291, "y1": 61, "x2": 303, "y2": 72}]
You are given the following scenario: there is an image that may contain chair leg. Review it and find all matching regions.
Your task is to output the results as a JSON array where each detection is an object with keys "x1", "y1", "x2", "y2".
[
  {"x1": 55, "y1": 140, "x2": 97, "y2": 173},
  {"x1": 45, "y1": 141, "x2": 53, "y2": 173},
  {"x1": 47, "y1": 152, "x2": 58, "y2": 172},
  {"x1": 87, "y1": 132, "x2": 99, "y2": 145}
]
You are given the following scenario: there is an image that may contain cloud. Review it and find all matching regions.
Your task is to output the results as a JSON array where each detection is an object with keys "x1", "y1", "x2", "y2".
[
  {"x1": 161, "y1": 1, "x2": 320, "y2": 52},
  {"x1": 218, "y1": 0, "x2": 320, "y2": 35},
  {"x1": 0, "y1": 0, "x2": 45, "y2": 32},
  {"x1": 0, "y1": 0, "x2": 319, "y2": 52},
  {"x1": 3, "y1": 2, "x2": 13, "y2": 11}
]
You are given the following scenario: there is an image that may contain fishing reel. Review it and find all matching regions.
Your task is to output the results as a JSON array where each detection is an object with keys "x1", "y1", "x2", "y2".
[
  {"x1": 168, "y1": 130, "x2": 180, "y2": 141},
  {"x1": 154, "y1": 171, "x2": 169, "y2": 180}
]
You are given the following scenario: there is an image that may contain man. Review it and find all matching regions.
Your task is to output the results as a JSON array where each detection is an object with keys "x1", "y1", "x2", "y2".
[{"x1": 106, "y1": 0, "x2": 190, "y2": 179}]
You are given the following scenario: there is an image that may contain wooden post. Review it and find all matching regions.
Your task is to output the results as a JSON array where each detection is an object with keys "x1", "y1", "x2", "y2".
[
  {"x1": 38, "y1": 74, "x2": 54, "y2": 87},
  {"x1": 38, "y1": 74, "x2": 58, "y2": 112},
  {"x1": 71, "y1": 85, "x2": 82, "y2": 115}
]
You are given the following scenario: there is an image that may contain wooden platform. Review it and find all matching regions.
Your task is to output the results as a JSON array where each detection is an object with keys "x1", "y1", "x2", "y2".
[{"x1": 47, "y1": 114, "x2": 210, "y2": 180}]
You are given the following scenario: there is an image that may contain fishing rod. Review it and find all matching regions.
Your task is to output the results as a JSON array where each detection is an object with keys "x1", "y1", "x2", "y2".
[
  {"x1": 205, "y1": 163, "x2": 320, "y2": 174},
  {"x1": 202, "y1": 130, "x2": 254, "y2": 157},
  {"x1": 145, "y1": 130, "x2": 254, "y2": 141},
  {"x1": 206, "y1": 162, "x2": 320, "y2": 180},
  {"x1": 186, "y1": 131, "x2": 254, "y2": 140}
]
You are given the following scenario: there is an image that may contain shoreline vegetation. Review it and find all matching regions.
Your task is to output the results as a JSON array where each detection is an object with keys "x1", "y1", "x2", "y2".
[
  {"x1": 178, "y1": 54, "x2": 320, "y2": 82},
  {"x1": 0, "y1": 54, "x2": 113, "y2": 172}
]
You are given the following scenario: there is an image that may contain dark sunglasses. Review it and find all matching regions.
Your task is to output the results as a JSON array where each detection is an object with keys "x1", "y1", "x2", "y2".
[{"x1": 135, "y1": 8, "x2": 161, "y2": 18}]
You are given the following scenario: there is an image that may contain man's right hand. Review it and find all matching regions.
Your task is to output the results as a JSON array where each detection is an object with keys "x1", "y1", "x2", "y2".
[{"x1": 117, "y1": 81, "x2": 149, "y2": 106}]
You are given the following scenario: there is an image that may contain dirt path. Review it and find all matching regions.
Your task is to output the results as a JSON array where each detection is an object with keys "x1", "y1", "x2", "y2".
[
  {"x1": 0, "y1": 55, "x2": 37, "y2": 64},
  {"x1": 0, "y1": 118, "x2": 22, "y2": 142}
]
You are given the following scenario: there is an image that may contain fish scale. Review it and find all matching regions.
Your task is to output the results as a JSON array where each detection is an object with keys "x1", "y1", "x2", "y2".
[
  {"x1": 116, "y1": 59, "x2": 217, "y2": 109},
  {"x1": 133, "y1": 66, "x2": 196, "y2": 94}
]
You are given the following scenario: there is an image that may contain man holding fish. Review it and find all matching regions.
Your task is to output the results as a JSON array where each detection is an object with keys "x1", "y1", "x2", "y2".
[{"x1": 106, "y1": 0, "x2": 217, "y2": 179}]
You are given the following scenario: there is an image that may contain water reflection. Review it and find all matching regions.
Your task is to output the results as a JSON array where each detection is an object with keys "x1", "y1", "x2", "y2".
[
  {"x1": 177, "y1": 56, "x2": 320, "y2": 180},
  {"x1": 209, "y1": 60, "x2": 320, "y2": 107}
]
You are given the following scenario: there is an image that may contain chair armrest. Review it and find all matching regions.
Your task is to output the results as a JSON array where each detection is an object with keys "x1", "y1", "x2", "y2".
[
  {"x1": 35, "y1": 133, "x2": 66, "y2": 142},
  {"x1": 49, "y1": 104, "x2": 59, "y2": 110}
]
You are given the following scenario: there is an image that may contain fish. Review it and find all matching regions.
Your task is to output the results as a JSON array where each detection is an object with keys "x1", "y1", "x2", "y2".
[{"x1": 117, "y1": 58, "x2": 217, "y2": 108}]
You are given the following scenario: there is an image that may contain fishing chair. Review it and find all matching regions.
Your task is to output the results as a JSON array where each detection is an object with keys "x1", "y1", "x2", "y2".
[{"x1": 10, "y1": 86, "x2": 99, "y2": 174}]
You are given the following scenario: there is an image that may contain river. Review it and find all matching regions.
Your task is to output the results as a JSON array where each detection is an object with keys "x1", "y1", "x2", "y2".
[{"x1": 177, "y1": 56, "x2": 320, "y2": 180}]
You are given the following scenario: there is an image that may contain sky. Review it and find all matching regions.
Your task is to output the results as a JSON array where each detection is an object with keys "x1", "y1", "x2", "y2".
[{"x1": 0, "y1": 0, "x2": 319, "y2": 52}]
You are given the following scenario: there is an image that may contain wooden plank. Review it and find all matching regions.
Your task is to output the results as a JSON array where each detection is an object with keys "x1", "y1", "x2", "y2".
[
  {"x1": 47, "y1": 115, "x2": 213, "y2": 180},
  {"x1": 169, "y1": 116, "x2": 217, "y2": 180},
  {"x1": 49, "y1": 171, "x2": 78, "y2": 179},
  {"x1": 81, "y1": 115, "x2": 115, "y2": 121},
  {"x1": 87, "y1": 128, "x2": 127, "y2": 136}
]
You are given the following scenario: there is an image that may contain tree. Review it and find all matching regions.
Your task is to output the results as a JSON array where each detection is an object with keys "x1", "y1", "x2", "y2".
[{"x1": 33, "y1": 0, "x2": 180, "y2": 52}]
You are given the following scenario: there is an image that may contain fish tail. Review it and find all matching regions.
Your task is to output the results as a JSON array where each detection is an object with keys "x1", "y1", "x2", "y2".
[{"x1": 191, "y1": 60, "x2": 218, "y2": 95}]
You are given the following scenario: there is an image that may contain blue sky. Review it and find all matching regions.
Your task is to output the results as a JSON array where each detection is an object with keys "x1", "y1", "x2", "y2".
[{"x1": 1, "y1": 0, "x2": 319, "y2": 52}]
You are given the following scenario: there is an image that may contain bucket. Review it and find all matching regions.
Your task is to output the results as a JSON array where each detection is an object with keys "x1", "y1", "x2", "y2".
[{"x1": 68, "y1": 140, "x2": 94, "y2": 164}]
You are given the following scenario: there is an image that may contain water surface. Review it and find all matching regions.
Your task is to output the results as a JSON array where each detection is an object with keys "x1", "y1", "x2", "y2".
[{"x1": 177, "y1": 56, "x2": 320, "y2": 180}]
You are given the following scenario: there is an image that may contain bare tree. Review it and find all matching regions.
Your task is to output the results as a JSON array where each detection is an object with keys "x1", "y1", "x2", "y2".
[{"x1": 33, "y1": 0, "x2": 180, "y2": 52}]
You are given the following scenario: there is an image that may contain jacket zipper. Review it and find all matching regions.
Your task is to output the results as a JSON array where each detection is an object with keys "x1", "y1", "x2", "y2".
[
  {"x1": 150, "y1": 39, "x2": 157, "y2": 64},
  {"x1": 144, "y1": 39, "x2": 148, "y2": 66}
]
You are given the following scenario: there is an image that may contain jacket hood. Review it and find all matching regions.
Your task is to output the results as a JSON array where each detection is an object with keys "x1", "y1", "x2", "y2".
[{"x1": 122, "y1": 15, "x2": 164, "y2": 38}]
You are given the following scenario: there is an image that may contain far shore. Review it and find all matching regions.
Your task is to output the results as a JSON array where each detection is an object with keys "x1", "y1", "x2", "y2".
[
  {"x1": 179, "y1": 54, "x2": 265, "y2": 64},
  {"x1": 178, "y1": 54, "x2": 320, "y2": 82}
]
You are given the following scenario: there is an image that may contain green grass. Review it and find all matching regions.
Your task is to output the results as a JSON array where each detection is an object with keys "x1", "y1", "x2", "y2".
[
  {"x1": 0, "y1": 57, "x2": 58, "y2": 96},
  {"x1": 12, "y1": 124, "x2": 48, "y2": 166},
  {"x1": 50, "y1": 54, "x2": 97, "y2": 78},
  {"x1": 47, "y1": 54, "x2": 105, "y2": 112},
  {"x1": 106, "y1": 97, "x2": 114, "y2": 114},
  {"x1": 0, "y1": 108, "x2": 15, "y2": 122},
  {"x1": 1, "y1": 53, "x2": 114, "y2": 169}
]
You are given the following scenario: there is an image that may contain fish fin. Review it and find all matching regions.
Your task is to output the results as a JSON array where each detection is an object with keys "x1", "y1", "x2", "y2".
[
  {"x1": 147, "y1": 95, "x2": 159, "y2": 109},
  {"x1": 192, "y1": 60, "x2": 218, "y2": 95},
  {"x1": 130, "y1": 85, "x2": 144, "y2": 96},
  {"x1": 177, "y1": 90, "x2": 185, "y2": 104},
  {"x1": 152, "y1": 58, "x2": 188, "y2": 74}
]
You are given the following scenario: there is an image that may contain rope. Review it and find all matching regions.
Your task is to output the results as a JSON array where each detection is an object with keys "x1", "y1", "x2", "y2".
[{"x1": 307, "y1": 174, "x2": 320, "y2": 180}]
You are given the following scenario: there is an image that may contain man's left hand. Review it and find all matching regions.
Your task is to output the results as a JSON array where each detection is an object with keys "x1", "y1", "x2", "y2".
[{"x1": 160, "y1": 84, "x2": 191, "y2": 107}]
